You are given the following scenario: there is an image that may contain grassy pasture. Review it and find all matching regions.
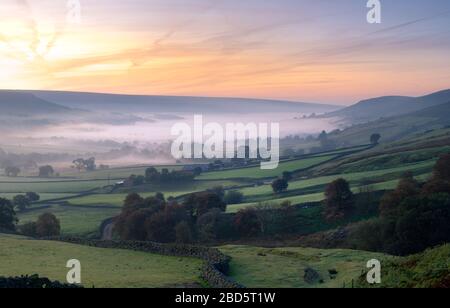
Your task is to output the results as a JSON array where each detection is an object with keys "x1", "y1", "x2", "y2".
[
  {"x1": 60, "y1": 165, "x2": 182, "y2": 180},
  {"x1": 235, "y1": 160, "x2": 434, "y2": 201},
  {"x1": 226, "y1": 172, "x2": 431, "y2": 213},
  {"x1": 0, "y1": 234, "x2": 202, "y2": 288},
  {"x1": 17, "y1": 205, "x2": 121, "y2": 237},
  {"x1": 198, "y1": 155, "x2": 337, "y2": 180},
  {"x1": 0, "y1": 179, "x2": 112, "y2": 194},
  {"x1": 220, "y1": 245, "x2": 386, "y2": 288}
]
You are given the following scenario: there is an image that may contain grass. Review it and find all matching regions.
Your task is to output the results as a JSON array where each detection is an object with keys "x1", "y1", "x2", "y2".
[
  {"x1": 198, "y1": 155, "x2": 337, "y2": 180},
  {"x1": 220, "y1": 245, "x2": 386, "y2": 288},
  {"x1": 357, "y1": 244, "x2": 450, "y2": 288},
  {"x1": 0, "y1": 234, "x2": 203, "y2": 288},
  {"x1": 17, "y1": 205, "x2": 121, "y2": 237},
  {"x1": 233, "y1": 160, "x2": 434, "y2": 203},
  {"x1": 0, "y1": 179, "x2": 112, "y2": 194},
  {"x1": 60, "y1": 165, "x2": 182, "y2": 180}
]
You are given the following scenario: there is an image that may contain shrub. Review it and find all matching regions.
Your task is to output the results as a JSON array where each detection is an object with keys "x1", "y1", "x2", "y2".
[{"x1": 19, "y1": 222, "x2": 38, "y2": 237}]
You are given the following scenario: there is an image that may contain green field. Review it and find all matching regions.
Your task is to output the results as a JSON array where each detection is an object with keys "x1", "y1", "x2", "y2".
[
  {"x1": 225, "y1": 160, "x2": 434, "y2": 212},
  {"x1": 60, "y1": 165, "x2": 182, "y2": 180},
  {"x1": 0, "y1": 179, "x2": 112, "y2": 194},
  {"x1": 0, "y1": 193, "x2": 76, "y2": 201},
  {"x1": 220, "y1": 245, "x2": 386, "y2": 288},
  {"x1": 17, "y1": 205, "x2": 121, "y2": 237},
  {"x1": 198, "y1": 155, "x2": 337, "y2": 180},
  {"x1": 0, "y1": 234, "x2": 202, "y2": 288}
]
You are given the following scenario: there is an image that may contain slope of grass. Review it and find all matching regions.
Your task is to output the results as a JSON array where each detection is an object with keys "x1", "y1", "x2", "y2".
[
  {"x1": 61, "y1": 165, "x2": 182, "y2": 180},
  {"x1": 357, "y1": 244, "x2": 450, "y2": 288},
  {"x1": 198, "y1": 155, "x2": 337, "y2": 180},
  {"x1": 220, "y1": 245, "x2": 385, "y2": 288},
  {"x1": 0, "y1": 179, "x2": 111, "y2": 194},
  {"x1": 17, "y1": 205, "x2": 121, "y2": 237},
  {"x1": 234, "y1": 160, "x2": 434, "y2": 203},
  {"x1": 0, "y1": 193, "x2": 76, "y2": 202},
  {"x1": 0, "y1": 234, "x2": 202, "y2": 288}
]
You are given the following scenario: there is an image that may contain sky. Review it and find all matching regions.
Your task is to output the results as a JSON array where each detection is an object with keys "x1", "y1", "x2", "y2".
[{"x1": 0, "y1": 0, "x2": 449, "y2": 105}]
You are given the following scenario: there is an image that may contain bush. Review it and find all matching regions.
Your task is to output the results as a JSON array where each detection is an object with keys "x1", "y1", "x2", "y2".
[
  {"x1": 36, "y1": 213, "x2": 60, "y2": 237},
  {"x1": 19, "y1": 222, "x2": 38, "y2": 237}
]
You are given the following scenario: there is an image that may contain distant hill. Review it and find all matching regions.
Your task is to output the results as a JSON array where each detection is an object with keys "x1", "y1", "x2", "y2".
[
  {"x1": 326, "y1": 89, "x2": 450, "y2": 122},
  {"x1": 329, "y1": 101, "x2": 450, "y2": 146},
  {"x1": 19, "y1": 90, "x2": 339, "y2": 114},
  {"x1": 0, "y1": 91, "x2": 71, "y2": 116}
]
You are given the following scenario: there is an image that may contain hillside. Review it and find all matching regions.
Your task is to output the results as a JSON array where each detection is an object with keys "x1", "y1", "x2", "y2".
[
  {"x1": 327, "y1": 89, "x2": 450, "y2": 122},
  {"x1": 329, "y1": 101, "x2": 450, "y2": 146},
  {"x1": 0, "y1": 91, "x2": 71, "y2": 116},
  {"x1": 19, "y1": 90, "x2": 339, "y2": 114},
  {"x1": 0, "y1": 234, "x2": 202, "y2": 288}
]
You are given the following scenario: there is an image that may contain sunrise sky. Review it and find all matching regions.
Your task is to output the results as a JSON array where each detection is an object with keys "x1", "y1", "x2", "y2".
[{"x1": 0, "y1": 0, "x2": 450, "y2": 105}]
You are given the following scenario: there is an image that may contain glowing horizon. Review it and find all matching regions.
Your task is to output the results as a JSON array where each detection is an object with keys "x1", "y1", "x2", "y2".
[{"x1": 1, "y1": 0, "x2": 450, "y2": 105}]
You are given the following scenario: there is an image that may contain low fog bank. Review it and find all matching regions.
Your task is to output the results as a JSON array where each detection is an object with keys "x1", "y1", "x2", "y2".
[{"x1": 0, "y1": 106, "x2": 340, "y2": 169}]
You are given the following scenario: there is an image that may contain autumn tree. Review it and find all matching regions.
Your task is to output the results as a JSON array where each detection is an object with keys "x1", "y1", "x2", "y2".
[
  {"x1": 36, "y1": 213, "x2": 61, "y2": 237},
  {"x1": 324, "y1": 178, "x2": 355, "y2": 221}
]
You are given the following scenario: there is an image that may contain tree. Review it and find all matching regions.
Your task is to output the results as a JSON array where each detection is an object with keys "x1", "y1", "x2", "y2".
[
  {"x1": 224, "y1": 191, "x2": 244, "y2": 205},
  {"x1": 324, "y1": 178, "x2": 355, "y2": 221},
  {"x1": 234, "y1": 208, "x2": 261, "y2": 237},
  {"x1": 432, "y1": 153, "x2": 450, "y2": 182},
  {"x1": 184, "y1": 192, "x2": 226, "y2": 217},
  {"x1": 0, "y1": 198, "x2": 17, "y2": 231},
  {"x1": 25, "y1": 192, "x2": 40, "y2": 203},
  {"x1": 35, "y1": 213, "x2": 61, "y2": 237},
  {"x1": 272, "y1": 178, "x2": 289, "y2": 194},
  {"x1": 380, "y1": 172, "x2": 420, "y2": 217},
  {"x1": 13, "y1": 195, "x2": 31, "y2": 212},
  {"x1": 5, "y1": 166, "x2": 20, "y2": 177},
  {"x1": 196, "y1": 209, "x2": 222, "y2": 242},
  {"x1": 370, "y1": 133, "x2": 381, "y2": 145},
  {"x1": 72, "y1": 158, "x2": 85, "y2": 172},
  {"x1": 72, "y1": 157, "x2": 96, "y2": 172},
  {"x1": 175, "y1": 221, "x2": 193, "y2": 244},
  {"x1": 39, "y1": 165, "x2": 54, "y2": 177}
]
